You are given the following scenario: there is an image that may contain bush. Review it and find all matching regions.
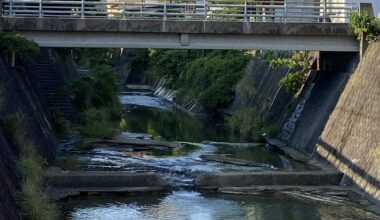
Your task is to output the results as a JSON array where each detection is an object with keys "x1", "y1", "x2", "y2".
[
  {"x1": 177, "y1": 50, "x2": 250, "y2": 113},
  {"x1": 349, "y1": 12, "x2": 380, "y2": 41},
  {"x1": 144, "y1": 50, "x2": 250, "y2": 113},
  {"x1": 65, "y1": 65, "x2": 119, "y2": 111},
  {"x1": 80, "y1": 108, "x2": 117, "y2": 139},
  {"x1": 0, "y1": 32, "x2": 40, "y2": 58},
  {"x1": 129, "y1": 49, "x2": 150, "y2": 76},
  {"x1": 278, "y1": 71, "x2": 306, "y2": 94},
  {"x1": 64, "y1": 49, "x2": 122, "y2": 139},
  {"x1": 63, "y1": 156, "x2": 79, "y2": 170},
  {"x1": 227, "y1": 107, "x2": 279, "y2": 141},
  {"x1": 269, "y1": 51, "x2": 311, "y2": 94},
  {"x1": 51, "y1": 108, "x2": 69, "y2": 136}
]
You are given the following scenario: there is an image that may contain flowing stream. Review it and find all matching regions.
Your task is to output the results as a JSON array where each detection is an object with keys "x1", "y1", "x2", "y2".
[{"x1": 61, "y1": 91, "x2": 376, "y2": 220}]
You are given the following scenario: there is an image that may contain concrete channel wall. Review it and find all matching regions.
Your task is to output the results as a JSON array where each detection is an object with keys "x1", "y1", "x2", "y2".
[{"x1": 315, "y1": 42, "x2": 380, "y2": 201}]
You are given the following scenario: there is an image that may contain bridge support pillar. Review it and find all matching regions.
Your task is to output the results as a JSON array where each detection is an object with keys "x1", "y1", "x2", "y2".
[{"x1": 180, "y1": 34, "x2": 190, "y2": 46}]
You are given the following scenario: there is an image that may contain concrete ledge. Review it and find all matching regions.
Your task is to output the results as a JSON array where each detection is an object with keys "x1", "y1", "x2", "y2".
[
  {"x1": 2, "y1": 17, "x2": 354, "y2": 36},
  {"x1": 44, "y1": 170, "x2": 169, "y2": 189},
  {"x1": 195, "y1": 171, "x2": 343, "y2": 189}
]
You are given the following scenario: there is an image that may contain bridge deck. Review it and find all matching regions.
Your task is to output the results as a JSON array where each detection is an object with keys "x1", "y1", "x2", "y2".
[{"x1": 1, "y1": 17, "x2": 359, "y2": 51}]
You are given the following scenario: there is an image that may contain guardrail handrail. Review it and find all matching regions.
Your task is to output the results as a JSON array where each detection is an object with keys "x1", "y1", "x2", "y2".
[{"x1": 1, "y1": 0, "x2": 357, "y2": 23}]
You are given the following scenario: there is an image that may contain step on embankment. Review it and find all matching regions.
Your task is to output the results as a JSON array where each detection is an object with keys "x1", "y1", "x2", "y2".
[
  {"x1": 44, "y1": 169, "x2": 169, "y2": 200},
  {"x1": 33, "y1": 50, "x2": 78, "y2": 125},
  {"x1": 195, "y1": 171, "x2": 343, "y2": 190}
]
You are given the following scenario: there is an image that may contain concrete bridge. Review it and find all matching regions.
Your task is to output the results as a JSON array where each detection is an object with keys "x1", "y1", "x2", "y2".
[{"x1": 0, "y1": 0, "x2": 360, "y2": 51}]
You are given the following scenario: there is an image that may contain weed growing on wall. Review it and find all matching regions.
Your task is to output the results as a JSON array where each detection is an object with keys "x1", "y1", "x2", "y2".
[
  {"x1": 270, "y1": 51, "x2": 311, "y2": 94},
  {"x1": 3, "y1": 111, "x2": 60, "y2": 220},
  {"x1": 349, "y1": 12, "x2": 380, "y2": 42}
]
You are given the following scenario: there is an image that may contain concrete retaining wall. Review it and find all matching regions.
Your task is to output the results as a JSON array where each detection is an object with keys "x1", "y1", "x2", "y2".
[{"x1": 315, "y1": 42, "x2": 380, "y2": 201}]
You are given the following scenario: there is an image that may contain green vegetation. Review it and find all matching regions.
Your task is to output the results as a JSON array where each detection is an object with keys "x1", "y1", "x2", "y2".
[
  {"x1": 0, "y1": 32, "x2": 40, "y2": 58},
  {"x1": 63, "y1": 156, "x2": 79, "y2": 170},
  {"x1": 349, "y1": 12, "x2": 380, "y2": 42},
  {"x1": 227, "y1": 107, "x2": 279, "y2": 141},
  {"x1": 51, "y1": 108, "x2": 69, "y2": 136},
  {"x1": 179, "y1": 51, "x2": 250, "y2": 112},
  {"x1": 74, "y1": 140, "x2": 95, "y2": 151},
  {"x1": 3, "y1": 111, "x2": 59, "y2": 220},
  {"x1": 375, "y1": 143, "x2": 380, "y2": 159},
  {"x1": 270, "y1": 51, "x2": 311, "y2": 94},
  {"x1": 65, "y1": 49, "x2": 122, "y2": 139},
  {"x1": 137, "y1": 49, "x2": 250, "y2": 113},
  {"x1": 80, "y1": 108, "x2": 117, "y2": 139}
]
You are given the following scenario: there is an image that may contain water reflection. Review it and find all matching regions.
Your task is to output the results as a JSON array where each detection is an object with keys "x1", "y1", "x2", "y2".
[
  {"x1": 64, "y1": 191, "x2": 375, "y2": 220},
  {"x1": 121, "y1": 101, "x2": 232, "y2": 142}
]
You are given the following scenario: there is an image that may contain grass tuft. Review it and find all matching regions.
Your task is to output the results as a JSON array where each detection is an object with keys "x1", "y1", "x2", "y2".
[{"x1": 3, "y1": 111, "x2": 60, "y2": 220}]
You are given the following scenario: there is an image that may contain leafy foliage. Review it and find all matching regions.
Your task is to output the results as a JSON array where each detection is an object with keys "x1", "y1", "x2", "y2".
[
  {"x1": 349, "y1": 12, "x2": 380, "y2": 41},
  {"x1": 227, "y1": 107, "x2": 279, "y2": 141},
  {"x1": 129, "y1": 49, "x2": 150, "y2": 76},
  {"x1": 64, "y1": 49, "x2": 122, "y2": 139},
  {"x1": 66, "y1": 50, "x2": 119, "y2": 111},
  {"x1": 63, "y1": 156, "x2": 79, "y2": 171},
  {"x1": 0, "y1": 32, "x2": 40, "y2": 58},
  {"x1": 80, "y1": 108, "x2": 117, "y2": 139},
  {"x1": 51, "y1": 108, "x2": 69, "y2": 136},
  {"x1": 148, "y1": 49, "x2": 203, "y2": 88},
  {"x1": 270, "y1": 51, "x2": 311, "y2": 94},
  {"x1": 269, "y1": 51, "x2": 310, "y2": 70},
  {"x1": 146, "y1": 50, "x2": 250, "y2": 113},
  {"x1": 278, "y1": 71, "x2": 307, "y2": 94}
]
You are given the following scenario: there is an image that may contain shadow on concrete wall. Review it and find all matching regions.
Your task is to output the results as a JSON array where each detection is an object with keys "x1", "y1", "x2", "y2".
[{"x1": 315, "y1": 139, "x2": 380, "y2": 201}]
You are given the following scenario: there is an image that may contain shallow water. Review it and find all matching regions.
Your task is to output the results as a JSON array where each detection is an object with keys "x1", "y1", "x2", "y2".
[
  {"x1": 63, "y1": 191, "x2": 377, "y2": 220},
  {"x1": 61, "y1": 92, "x2": 376, "y2": 220},
  {"x1": 120, "y1": 94, "x2": 232, "y2": 142}
]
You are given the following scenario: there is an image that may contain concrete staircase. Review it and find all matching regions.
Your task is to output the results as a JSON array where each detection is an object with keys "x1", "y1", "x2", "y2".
[{"x1": 33, "y1": 50, "x2": 77, "y2": 125}]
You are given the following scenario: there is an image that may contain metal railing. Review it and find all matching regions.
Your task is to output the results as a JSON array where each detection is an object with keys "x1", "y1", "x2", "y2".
[{"x1": 1, "y1": 0, "x2": 358, "y2": 23}]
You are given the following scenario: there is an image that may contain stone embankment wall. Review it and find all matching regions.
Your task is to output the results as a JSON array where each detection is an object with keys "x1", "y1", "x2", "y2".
[
  {"x1": 0, "y1": 122, "x2": 20, "y2": 220},
  {"x1": 0, "y1": 50, "x2": 61, "y2": 217},
  {"x1": 315, "y1": 43, "x2": 380, "y2": 201}
]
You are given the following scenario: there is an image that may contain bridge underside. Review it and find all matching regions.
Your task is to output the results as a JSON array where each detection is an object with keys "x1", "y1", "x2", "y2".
[
  {"x1": 1, "y1": 18, "x2": 359, "y2": 51},
  {"x1": 20, "y1": 31, "x2": 358, "y2": 51}
]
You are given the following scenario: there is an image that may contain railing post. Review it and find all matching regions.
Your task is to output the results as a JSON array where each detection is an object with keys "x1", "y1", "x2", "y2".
[
  {"x1": 0, "y1": 0, "x2": 3, "y2": 17},
  {"x1": 204, "y1": 0, "x2": 207, "y2": 21},
  {"x1": 244, "y1": 0, "x2": 247, "y2": 22},
  {"x1": 323, "y1": 0, "x2": 327, "y2": 22},
  {"x1": 284, "y1": 0, "x2": 287, "y2": 22},
  {"x1": 39, "y1": 0, "x2": 42, "y2": 17},
  {"x1": 163, "y1": 0, "x2": 167, "y2": 20},
  {"x1": 81, "y1": 0, "x2": 84, "y2": 18},
  {"x1": 123, "y1": 2, "x2": 126, "y2": 20},
  {"x1": 9, "y1": 0, "x2": 13, "y2": 16}
]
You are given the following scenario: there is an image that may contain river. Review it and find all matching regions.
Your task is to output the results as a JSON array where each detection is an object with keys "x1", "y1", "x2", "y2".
[{"x1": 60, "y1": 91, "x2": 377, "y2": 220}]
